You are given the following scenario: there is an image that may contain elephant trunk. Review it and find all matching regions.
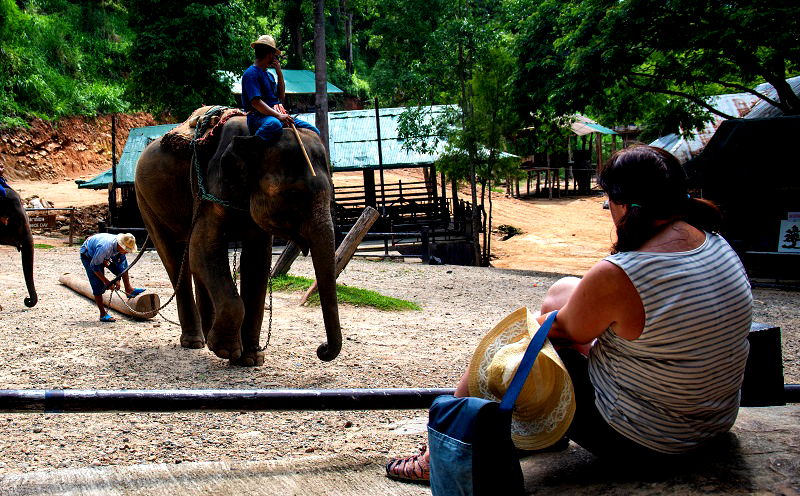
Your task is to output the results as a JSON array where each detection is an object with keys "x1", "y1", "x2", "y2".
[
  {"x1": 307, "y1": 216, "x2": 342, "y2": 361},
  {"x1": 20, "y1": 227, "x2": 37, "y2": 307}
]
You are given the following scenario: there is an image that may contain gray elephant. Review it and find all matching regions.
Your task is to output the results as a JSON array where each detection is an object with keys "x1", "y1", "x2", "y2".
[
  {"x1": 0, "y1": 182, "x2": 38, "y2": 308},
  {"x1": 134, "y1": 114, "x2": 341, "y2": 366}
]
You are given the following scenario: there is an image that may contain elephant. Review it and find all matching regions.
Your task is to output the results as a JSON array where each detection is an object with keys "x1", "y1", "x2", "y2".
[
  {"x1": 0, "y1": 183, "x2": 38, "y2": 308},
  {"x1": 134, "y1": 114, "x2": 341, "y2": 366}
]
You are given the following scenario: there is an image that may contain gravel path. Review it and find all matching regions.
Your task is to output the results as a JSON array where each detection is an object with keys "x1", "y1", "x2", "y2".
[{"x1": 0, "y1": 244, "x2": 797, "y2": 474}]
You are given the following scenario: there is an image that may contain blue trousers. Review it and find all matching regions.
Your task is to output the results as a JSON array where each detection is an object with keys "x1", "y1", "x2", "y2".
[{"x1": 247, "y1": 113, "x2": 320, "y2": 142}]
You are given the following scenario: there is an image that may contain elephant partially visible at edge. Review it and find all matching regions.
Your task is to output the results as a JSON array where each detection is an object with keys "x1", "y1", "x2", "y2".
[
  {"x1": 0, "y1": 185, "x2": 38, "y2": 309},
  {"x1": 134, "y1": 115, "x2": 341, "y2": 366}
]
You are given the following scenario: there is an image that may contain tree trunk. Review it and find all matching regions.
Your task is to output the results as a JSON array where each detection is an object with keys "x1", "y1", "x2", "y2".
[
  {"x1": 314, "y1": 0, "x2": 330, "y2": 156},
  {"x1": 285, "y1": 1, "x2": 303, "y2": 68},
  {"x1": 343, "y1": 0, "x2": 353, "y2": 74}
]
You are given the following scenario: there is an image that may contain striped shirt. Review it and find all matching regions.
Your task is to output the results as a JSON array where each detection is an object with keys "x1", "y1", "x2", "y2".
[{"x1": 588, "y1": 232, "x2": 752, "y2": 453}]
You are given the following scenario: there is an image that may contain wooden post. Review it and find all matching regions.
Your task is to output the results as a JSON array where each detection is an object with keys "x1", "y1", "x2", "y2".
[
  {"x1": 59, "y1": 272, "x2": 160, "y2": 319},
  {"x1": 299, "y1": 206, "x2": 380, "y2": 305},
  {"x1": 595, "y1": 133, "x2": 603, "y2": 170},
  {"x1": 363, "y1": 169, "x2": 376, "y2": 208},
  {"x1": 271, "y1": 242, "x2": 301, "y2": 278}
]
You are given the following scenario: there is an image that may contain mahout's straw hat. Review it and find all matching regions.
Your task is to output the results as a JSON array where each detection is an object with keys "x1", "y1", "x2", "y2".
[
  {"x1": 468, "y1": 307, "x2": 575, "y2": 450},
  {"x1": 116, "y1": 233, "x2": 137, "y2": 253},
  {"x1": 251, "y1": 35, "x2": 282, "y2": 55}
]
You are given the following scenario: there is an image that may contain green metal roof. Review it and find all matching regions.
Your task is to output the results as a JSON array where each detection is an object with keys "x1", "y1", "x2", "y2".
[
  {"x1": 229, "y1": 69, "x2": 344, "y2": 95},
  {"x1": 295, "y1": 105, "x2": 456, "y2": 171},
  {"x1": 77, "y1": 124, "x2": 177, "y2": 189},
  {"x1": 78, "y1": 105, "x2": 514, "y2": 188}
]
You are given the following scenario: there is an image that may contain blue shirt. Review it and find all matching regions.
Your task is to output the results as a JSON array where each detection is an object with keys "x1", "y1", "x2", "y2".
[
  {"x1": 80, "y1": 233, "x2": 124, "y2": 272},
  {"x1": 241, "y1": 65, "x2": 280, "y2": 112}
]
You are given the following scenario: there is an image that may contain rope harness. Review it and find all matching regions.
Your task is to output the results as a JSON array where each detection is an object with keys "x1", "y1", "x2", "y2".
[{"x1": 105, "y1": 106, "x2": 274, "y2": 351}]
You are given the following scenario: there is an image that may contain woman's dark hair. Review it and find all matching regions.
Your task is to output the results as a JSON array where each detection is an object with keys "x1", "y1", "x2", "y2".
[
  {"x1": 598, "y1": 145, "x2": 722, "y2": 253},
  {"x1": 254, "y1": 44, "x2": 275, "y2": 60}
]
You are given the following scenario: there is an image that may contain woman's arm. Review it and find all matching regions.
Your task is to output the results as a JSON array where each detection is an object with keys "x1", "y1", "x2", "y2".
[{"x1": 538, "y1": 260, "x2": 645, "y2": 344}]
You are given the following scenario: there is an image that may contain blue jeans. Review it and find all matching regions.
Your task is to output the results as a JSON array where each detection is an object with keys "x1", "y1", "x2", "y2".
[
  {"x1": 246, "y1": 113, "x2": 320, "y2": 142},
  {"x1": 81, "y1": 253, "x2": 128, "y2": 295}
]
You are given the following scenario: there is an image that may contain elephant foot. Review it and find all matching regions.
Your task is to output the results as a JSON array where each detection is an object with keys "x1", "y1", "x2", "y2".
[
  {"x1": 232, "y1": 349, "x2": 265, "y2": 367},
  {"x1": 180, "y1": 334, "x2": 206, "y2": 349},
  {"x1": 206, "y1": 329, "x2": 243, "y2": 361}
]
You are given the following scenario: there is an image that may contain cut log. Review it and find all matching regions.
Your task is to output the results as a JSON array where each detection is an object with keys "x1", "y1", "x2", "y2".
[
  {"x1": 299, "y1": 206, "x2": 380, "y2": 306},
  {"x1": 58, "y1": 272, "x2": 160, "y2": 319}
]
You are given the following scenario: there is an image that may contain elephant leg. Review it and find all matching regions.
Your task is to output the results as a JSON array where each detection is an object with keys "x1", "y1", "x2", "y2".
[
  {"x1": 193, "y1": 274, "x2": 214, "y2": 339},
  {"x1": 190, "y1": 212, "x2": 244, "y2": 361},
  {"x1": 141, "y1": 214, "x2": 203, "y2": 348},
  {"x1": 232, "y1": 231, "x2": 272, "y2": 367}
]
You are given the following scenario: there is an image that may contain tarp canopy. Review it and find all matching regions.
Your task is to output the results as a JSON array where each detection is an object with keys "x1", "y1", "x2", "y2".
[
  {"x1": 77, "y1": 105, "x2": 516, "y2": 188},
  {"x1": 570, "y1": 115, "x2": 617, "y2": 136}
]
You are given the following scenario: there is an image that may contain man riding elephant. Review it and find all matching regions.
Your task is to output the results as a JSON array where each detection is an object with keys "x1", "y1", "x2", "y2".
[{"x1": 241, "y1": 35, "x2": 319, "y2": 143}]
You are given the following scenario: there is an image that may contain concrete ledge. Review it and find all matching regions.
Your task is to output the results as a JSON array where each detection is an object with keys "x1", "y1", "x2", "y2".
[
  {"x1": 1, "y1": 406, "x2": 797, "y2": 495},
  {"x1": 521, "y1": 405, "x2": 800, "y2": 495}
]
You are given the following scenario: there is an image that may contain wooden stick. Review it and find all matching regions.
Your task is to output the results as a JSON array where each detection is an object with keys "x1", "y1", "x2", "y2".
[{"x1": 289, "y1": 120, "x2": 317, "y2": 177}]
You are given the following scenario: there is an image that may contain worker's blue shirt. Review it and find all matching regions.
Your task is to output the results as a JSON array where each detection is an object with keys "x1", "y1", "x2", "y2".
[
  {"x1": 80, "y1": 233, "x2": 125, "y2": 273},
  {"x1": 0, "y1": 176, "x2": 8, "y2": 197},
  {"x1": 241, "y1": 65, "x2": 281, "y2": 112}
]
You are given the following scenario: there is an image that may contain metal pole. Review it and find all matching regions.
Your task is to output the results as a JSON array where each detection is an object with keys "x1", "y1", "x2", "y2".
[
  {"x1": 0, "y1": 388, "x2": 455, "y2": 413},
  {"x1": 375, "y1": 97, "x2": 386, "y2": 212}
]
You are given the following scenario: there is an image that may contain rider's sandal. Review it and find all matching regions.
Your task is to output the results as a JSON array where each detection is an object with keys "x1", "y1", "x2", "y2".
[
  {"x1": 99, "y1": 314, "x2": 116, "y2": 323},
  {"x1": 385, "y1": 444, "x2": 430, "y2": 484}
]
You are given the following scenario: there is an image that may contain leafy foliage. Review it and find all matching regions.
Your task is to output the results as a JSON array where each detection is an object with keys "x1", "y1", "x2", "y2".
[
  {"x1": 513, "y1": 0, "x2": 800, "y2": 139},
  {"x1": 0, "y1": 0, "x2": 130, "y2": 127},
  {"x1": 125, "y1": 0, "x2": 252, "y2": 119}
]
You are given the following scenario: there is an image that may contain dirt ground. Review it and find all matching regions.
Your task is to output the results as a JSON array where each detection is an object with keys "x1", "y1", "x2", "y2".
[{"x1": 0, "y1": 116, "x2": 797, "y2": 475}]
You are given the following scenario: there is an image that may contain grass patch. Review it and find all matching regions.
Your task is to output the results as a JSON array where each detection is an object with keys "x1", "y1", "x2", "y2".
[
  {"x1": 33, "y1": 243, "x2": 54, "y2": 249},
  {"x1": 271, "y1": 273, "x2": 421, "y2": 311}
]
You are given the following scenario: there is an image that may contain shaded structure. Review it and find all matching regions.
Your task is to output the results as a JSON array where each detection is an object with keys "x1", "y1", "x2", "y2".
[
  {"x1": 515, "y1": 115, "x2": 617, "y2": 198},
  {"x1": 651, "y1": 76, "x2": 800, "y2": 163},
  {"x1": 684, "y1": 116, "x2": 800, "y2": 283}
]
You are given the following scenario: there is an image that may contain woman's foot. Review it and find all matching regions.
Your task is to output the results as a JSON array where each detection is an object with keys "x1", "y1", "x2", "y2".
[{"x1": 386, "y1": 444, "x2": 430, "y2": 484}]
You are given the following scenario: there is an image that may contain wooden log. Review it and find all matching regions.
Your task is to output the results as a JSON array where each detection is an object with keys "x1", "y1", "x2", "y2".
[
  {"x1": 58, "y1": 272, "x2": 159, "y2": 319},
  {"x1": 299, "y1": 206, "x2": 380, "y2": 306},
  {"x1": 271, "y1": 242, "x2": 301, "y2": 278}
]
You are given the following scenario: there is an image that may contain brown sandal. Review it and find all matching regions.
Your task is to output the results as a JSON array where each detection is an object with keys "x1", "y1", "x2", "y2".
[{"x1": 386, "y1": 444, "x2": 430, "y2": 484}]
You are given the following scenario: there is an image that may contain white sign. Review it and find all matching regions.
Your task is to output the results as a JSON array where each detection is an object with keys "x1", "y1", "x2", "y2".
[{"x1": 778, "y1": 220, "x2": 800, "y2": 253}]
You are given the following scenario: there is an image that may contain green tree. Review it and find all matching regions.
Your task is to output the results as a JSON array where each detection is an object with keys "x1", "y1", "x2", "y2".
[
  {"x1": 0, "y1": 0, "x2": 130, "y2": 127},
  {"x1": 125, "y1": 0, "x2": 251, "y2": 119},
  {"x1": 377, "y1": 0, "x2": 517, "y2": 265},
  {"x1": 513, "y1": 0, "x2": 800, "y2": 139}
]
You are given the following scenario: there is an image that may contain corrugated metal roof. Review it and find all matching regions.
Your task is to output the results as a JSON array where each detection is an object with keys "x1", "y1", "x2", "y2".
[
  {"x1": 228, "y1": 69, "x2": 344, "y2": 95},
  {"x1": 650, "y1": 76, "x2": 800, "y2": 163},
  {"x1": 746, "y1": 76, "x2": 800, "y2": 119},
  {"x1": 294, "y1": 105, "x2": 455, "y2": 171},
  {"x1": 78, "y1": 105, "x2": 504, "y2": 188},
  {"x1": 77, "y1": 124, "x2": 178, "y2": 189}
]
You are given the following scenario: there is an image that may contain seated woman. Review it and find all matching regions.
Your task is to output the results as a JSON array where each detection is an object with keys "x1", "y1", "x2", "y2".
[{"x1": 386, "y1": 145, "x2": 753, "y2": 482}]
